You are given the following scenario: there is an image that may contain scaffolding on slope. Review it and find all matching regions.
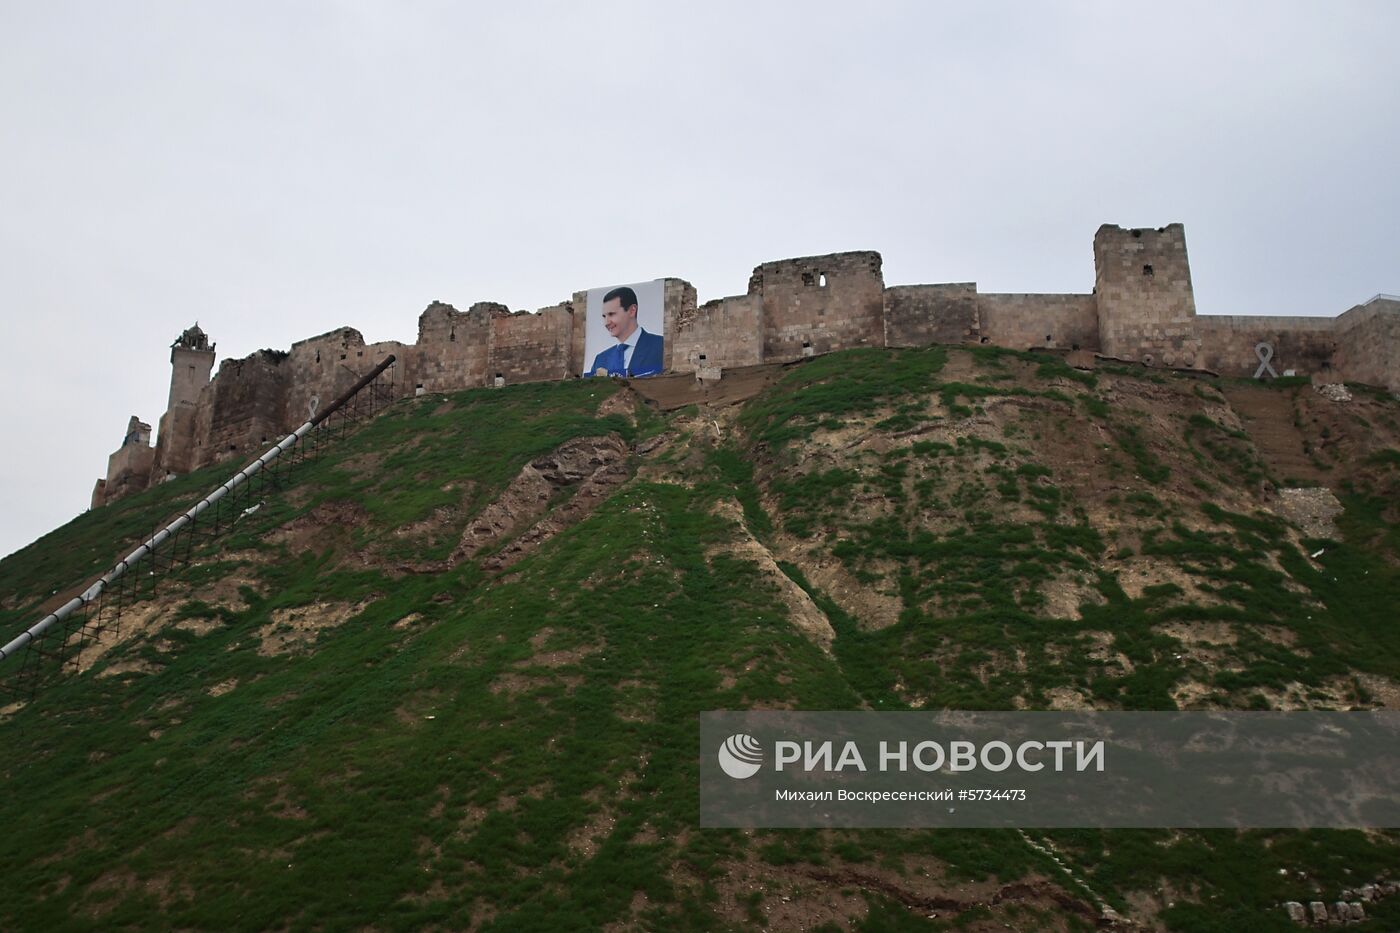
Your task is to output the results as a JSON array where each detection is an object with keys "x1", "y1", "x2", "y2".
[{"x1": 0, "y1": 355, "x2": 398, "y2": 706}]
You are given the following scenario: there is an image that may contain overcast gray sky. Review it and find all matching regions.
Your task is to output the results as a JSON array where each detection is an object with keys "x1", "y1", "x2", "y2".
[{"x1": 2, "y1": 1, "x2": 1397, "y2": 561}]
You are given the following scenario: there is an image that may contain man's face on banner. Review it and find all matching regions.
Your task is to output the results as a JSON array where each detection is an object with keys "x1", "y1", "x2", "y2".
[{"x1": 601, "y1": 297, "x2": 639, "y2": 342}]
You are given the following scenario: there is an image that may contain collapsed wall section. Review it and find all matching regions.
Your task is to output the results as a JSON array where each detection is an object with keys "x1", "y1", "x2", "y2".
[
  {"x1": 884, "y1": 284, "x2": 980, "y2": 348},
  {"x1": 96, "y1": 416, "x2": 156, "y2": 506},
  {"x1": 661, "y1": 279, "x2": 697, "y2": 374},
  {"x1": 488, "y1": 302, "x2": 577, "y2": 384},
  {"x1": 752, "y1": 251, "x2": 885, "y2": 362},
  {"x1": 415, "y1": 302, "x2": 492, "y2": 392},
  {"x1": 670, "y1": 294, "x2": 765, "y2": 373},
  {"x1": 283, "y1": 327, "x2": 407, "y2": 432},
  {"x1": 201, "y1": 351, "x2": 291, "y2": 464}
]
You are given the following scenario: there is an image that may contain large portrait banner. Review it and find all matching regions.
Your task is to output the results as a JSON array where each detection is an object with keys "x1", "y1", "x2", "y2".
[{"x1": 584, "y1": 279, "x2": 665, "y2": 378}]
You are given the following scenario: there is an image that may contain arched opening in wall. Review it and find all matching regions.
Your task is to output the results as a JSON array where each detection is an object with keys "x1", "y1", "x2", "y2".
[
  {"x1": 340, "y1": 353, "x2": 346, "y2": 360},
  {"x1": 980, "y1": 337, "x2": 990, "y2": 344},
  {"x1": 449, "y1": 327, "x2": 456, "y2": 342},
  {"x1": 1143, "y1": 264, "x2": 1154, "y2": 276},
  {"x1": 819, "y1": 273, "x2": 827, "y2": 287},
  {"x1": 315, "y1": 350, "x2": 320, "y2": 363},
  {"x1": 1045, "y1": 335, "x2": 1053, "y2": 344}
]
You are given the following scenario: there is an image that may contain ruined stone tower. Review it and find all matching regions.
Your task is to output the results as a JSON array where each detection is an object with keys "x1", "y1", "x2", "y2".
[
  {"x1": 751, "y1": 251, "x2": 886, "y2": 362},
  {"x1": 1094, "y1": 224, "x2": 1201, "y2": 368}
]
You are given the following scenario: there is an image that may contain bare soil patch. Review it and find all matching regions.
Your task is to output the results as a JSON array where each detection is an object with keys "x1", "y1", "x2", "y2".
[
  {"x1": 255, "y1": 595, "x2": 379, "y2": 656},
  {"x1": 267, "y1": 499, "x2": 370, "y2": 556},
  {"x1": 777, "y1": 543, "x2": 902, "y2": 631},
  {"x1": 566, "y1": 803, "x2": 617, "y2": 859},
  {"x1": 597, "y1": 389, "x2": 638, "y2": 423},
  {"x1": 1270, "y1": 486, "x2": 1344, "y2": 538},
  {"x1": 709, "y1": 499, "x2": 836, "y2": 651},
  {"x1": 421, "y1": 434, "x2": 632, "y2": 575},
  {"x1": 709, "y1": 846, "x2": 1094, "y2": 931},
  {"x1": 74, "y1": 600, "x2": 170, "y2": 673}
]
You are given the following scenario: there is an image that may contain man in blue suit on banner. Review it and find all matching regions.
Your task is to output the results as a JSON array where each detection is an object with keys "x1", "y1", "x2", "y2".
[{"x1": 589, "y1": 286, "x2": 663, "y2": 377}]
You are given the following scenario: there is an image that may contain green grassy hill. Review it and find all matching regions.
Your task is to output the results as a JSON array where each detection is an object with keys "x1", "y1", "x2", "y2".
[{"x1": 3, "y1": 347, "x2": 1400, "y2": 931}]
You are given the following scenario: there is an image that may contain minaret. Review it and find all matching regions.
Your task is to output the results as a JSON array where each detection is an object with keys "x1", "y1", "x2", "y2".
[
  {"x1": 154, "y1": 323, "x2": 217, "y2": 478},
  {"x1": 168, "y1": 323, "x2": 216, "y2": 410}
]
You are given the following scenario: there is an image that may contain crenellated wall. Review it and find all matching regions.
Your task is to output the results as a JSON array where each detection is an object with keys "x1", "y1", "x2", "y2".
[{"x1": 92, "y1": 223, "x2": 1400, "y2": 506}]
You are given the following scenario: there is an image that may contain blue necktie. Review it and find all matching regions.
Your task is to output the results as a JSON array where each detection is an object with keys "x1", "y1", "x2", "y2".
[{"x1": 612, "y1": 343, "x2": 628, "y2": 375}]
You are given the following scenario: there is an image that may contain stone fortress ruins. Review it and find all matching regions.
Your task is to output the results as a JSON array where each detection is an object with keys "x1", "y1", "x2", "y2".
[{"x1": 93, "y1": 223, "x2": 1399, "y2": 507}]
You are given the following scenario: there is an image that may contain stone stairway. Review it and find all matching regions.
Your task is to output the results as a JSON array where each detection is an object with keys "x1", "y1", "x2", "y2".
[{"x1": 1220, "y1": 383, "x2": 1332, "y2": 486}]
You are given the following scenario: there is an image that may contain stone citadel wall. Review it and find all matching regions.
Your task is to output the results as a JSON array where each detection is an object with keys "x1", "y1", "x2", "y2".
[{"x1": 92, "y1": 223, "x2": 1400, "y2": 507}]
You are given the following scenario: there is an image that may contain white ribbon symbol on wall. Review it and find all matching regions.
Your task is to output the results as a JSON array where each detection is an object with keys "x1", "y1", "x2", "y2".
[
  {"x1": 1253, "y1": 343, "x2": 1278, "y2": 380},
  {"x1": 308, "y1": 395, "x2": 320, "y2": 420}
]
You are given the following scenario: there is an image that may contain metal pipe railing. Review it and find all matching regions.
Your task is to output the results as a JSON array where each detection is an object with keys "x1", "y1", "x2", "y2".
[{"x1": 0, "y1": 354, "x2": 396, "y2": 669}]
